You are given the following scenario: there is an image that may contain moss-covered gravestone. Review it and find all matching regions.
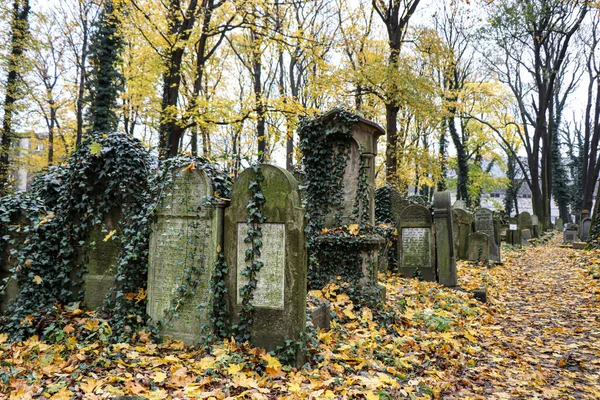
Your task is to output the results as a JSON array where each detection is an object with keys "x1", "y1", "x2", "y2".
[
  {"x1": 81, "y1": 209, "x2": 121, "y2": 309},
  {"x1": 518, "y1": 212, "x2": 533, "y2": 234},
  {"x1": 474, "y1": 208, "x2": 500, "y2": 262},
  {"x1": 556, "y1": 218, "x2": 564, "y2": 231},
  {"x1": 397, "y1": 205, "x2": 436, "y2": 282},
  {"x1": 452, "y1": 208, "x2": 473, "y2": 260},
  {"x1": 225, "y1": 165, "x2": 306, "y2": 365},
  {"x1": 147, "y1": 168, "x2": 222, "y2": 345},
  {"x1": 581, "y1": 218, "x2": 592, "y2": 242},
  {"x1": 467, "y1": 232, "x2": 489, "y2": 262},
  {"x1": 435, "y1": 192, "x2": 456, "y2": 287}
]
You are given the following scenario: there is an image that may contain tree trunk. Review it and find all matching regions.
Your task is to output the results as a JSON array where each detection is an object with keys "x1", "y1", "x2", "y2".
[{"x1": 0, "y1": 0, "x2": 30, "y2": 195}]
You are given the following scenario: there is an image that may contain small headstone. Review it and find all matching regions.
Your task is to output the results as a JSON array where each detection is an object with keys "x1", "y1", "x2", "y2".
[
  {"x1": 397, "y1": 205, "x2": 436, "y2": 282},
  {"x1": 473, "y1": 208, "x2": 500, "y2": 262},
  {"x1": 467, "y1": 232, "x2": 489, "y2": 262},
  {"x1": 225, "y1": 165, "x2": 306, "y2": 366},
  {"x1": 310, "y1": 303, "x2": 331, "y2": 331},
  {"x1": 518, "y1": 212, "x2": 533, "y2": 233},
  {"x1": 522, "y1": 229, "x2": 532, "y2": 241},
  {"x1": 581, "y1": 218, "x2": 592, "y2": 242},
  {"x1": 452, "y1": 208, "x2": 473, "y2": 260},
  {"x1": 531, "y1": 215, "x2": 540, "y2": 238},
  {"x1": 564, "y1": 228, "x2": 577, "y2": 243},
  {"x1": 556, "y1": 218, "x2": 564, "y2": 231},
  {"x1": 147, "y1": 167, "x2": 223, "y2": 345},
  {"x1": 434, "y1": 192, "x2": 456, "y2": 287}
]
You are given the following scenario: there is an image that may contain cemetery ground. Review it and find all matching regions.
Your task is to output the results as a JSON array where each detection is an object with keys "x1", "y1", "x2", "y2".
[{"x1": 2, "y1": 235, "x2": 600, "y2": 399}]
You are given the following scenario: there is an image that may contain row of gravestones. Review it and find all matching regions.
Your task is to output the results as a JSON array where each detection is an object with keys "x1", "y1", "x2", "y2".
[{"x1": 563, "y1": 209, "x2": 593, "y2": 243}]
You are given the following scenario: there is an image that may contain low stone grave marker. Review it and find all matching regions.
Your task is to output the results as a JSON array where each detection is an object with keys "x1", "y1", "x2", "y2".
[
  {"x1": 452, "y1": 208, "x2": 473, "y2": 260},
  {"x1": 474, "y1": 208, "x2": 500, "y2": 262},
  {"x1": 564, "y1": 226, "x2": 577, "y2": 243},
  {"x1": 556, "y1": 218, "x2": 564, "y2": 231},
  {"x1": 147, "y1": 167, "x2": 223, "y2": 345},
  {"x1": 522, "y1": 229, "x2": 532, "y2": 241},
  {"x1": 518, "y1": 212, "x2": 533, "y2": 234},
  {"x1": 531, "y1": 215, "x2": 540, "y2": 238},
  {"x1": 225, "y1": 165, "x2": 306, "y2": 366},
  {"x1": 467, "y1": 232, "x2": 489, "y2": 262},
  {"x1": 397, "y1": 204, "x2": 436, "y2": 282}
]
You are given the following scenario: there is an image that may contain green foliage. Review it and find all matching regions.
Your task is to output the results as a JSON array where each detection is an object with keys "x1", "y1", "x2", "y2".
[{"x1": 375, "y1": 185, "x2": 395, "y2": 224}]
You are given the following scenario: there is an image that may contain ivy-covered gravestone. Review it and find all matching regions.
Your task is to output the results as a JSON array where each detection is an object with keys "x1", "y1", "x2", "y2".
[
  {"x1": 518, "y1": 212, "x2": 533, "y2": 235},
  {"x1": 474, "y1": 208, "x2": 500, "y2": 262},
  {"x1": 147, "y1": 167, "x2": 222, "y2": 345},
  {"x1": 224, "y1": 165, "x2": 306, "y2": 366},
  {"x1": 1, "y1": 215, "x2": 27, "y2": 310},
  {"x1": 80, "y1": 209, "x2": 121, "y2": 309},
  {"x1": 452, "y1": 208, "x2": 473, "y2": 260},
  {"x1": 397, "y1": 205, "x2": 436, "y2": 282}
]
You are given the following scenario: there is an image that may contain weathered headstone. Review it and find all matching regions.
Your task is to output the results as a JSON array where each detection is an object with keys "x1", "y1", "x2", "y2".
[
  {"x1": 452, "y1": 208, "x2": 473, "y2": 260},
  {"x1": 581, "y1": 218, "x2": 592, "y2": 242},
  {"x1": 522, "y1": 229, "x2": 532, "y2": 241},
  {"x1": 147, "y1": 167, "x2": 223, "y2": 345},
  {"x1": 453, "y1": 199, "x2": 467, "y2": 209},
  {"x1": 435, "y1": 192, "x2": 456, "y2": 287},
  {"x1": 531, "y1": 215, "x2": 540, "y2": 238},
  {"x1": 507, "y1": 217, "x2": 521, "y2": 247},
  {"x1": 397, "y1": 205, "x2": 436, "y2": 282},
  {"x1": 319, "y1": 110, "x2": 385, "y2": 228},
  {"x1": 81, "y1": 209, "x2": 121, "y2": 309},
  {"x1": 467, "y1": 232, "x2": 489, "y2": 262},
  {"x1": 556, "y1": 218, "x2": 564, "y2": 231},
  {"x1": 225, "y1": 165, "x2": 306, "y2": 365},
  {"x1": 518, "y1": 212, "x2": 533, "y2": 234},
  {"x1": 564, "y1": 226, "x2": 577, "y2": 243},
  {"x1": 474, "y1": 208, "x2": 500, "y2": 262}
]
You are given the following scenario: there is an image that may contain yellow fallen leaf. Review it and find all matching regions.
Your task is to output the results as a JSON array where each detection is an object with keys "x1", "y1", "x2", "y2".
[
  {"x1": 226, "y1": 363, "x2": 245, "y2": 375},
  {"x1": 365, "y1": 390, "x2": 379, "y2": 400},
  {"x1": 343, "y1": 308, "x2": 357, "y2": 320},
  {"x1": 103, "y1": 230, "x2": 116, "y2": 242},
  {"x1": 32, "y1": 275, "x2": 43, "y2": 285},
  {"x1": 348, "y1": 224, "x2": 360, "y2": 235},
  {"x1": 0, "y1": 334, "x2": 7, "y2": 344},
  {"x1": 182, "y1": 161, "x2": 196, "y2": 172},
  {"x1": 50, "y1": 388, "x2": 73, "y2": 400},
  {"x1": 261, "y1": 353, "x2": 282, "y2": 370},
  {"x1": 80, "y1": 378, "x2": 99, "y2": 394},
  {"x1": 153, "y1": 371, "x2": 167, "y2": 383}
]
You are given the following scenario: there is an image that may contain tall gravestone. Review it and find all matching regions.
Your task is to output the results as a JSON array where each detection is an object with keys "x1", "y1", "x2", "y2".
[
  {"x1": 435, "y1": 192, "x2": 456, "y2": 287},
  {"x1": 147, "y1": 167, "x2": 223, "y2": 345},
  {"x1": 452, "y1": 208, "x2": 473, "y2": 260},
  {"x1": 531, "y1": 215, "x2": 540, "y2": 238},
  {"x1": 507, "y1": 217, "x2": 521, "y2": 247},
  {"x1": 81, "y1": 209, "x2": 121, "y2": 309},
  {"x1": 467, "y1": 232, "x2": 490, "y2": 262},
  {"x1": 581, "y1": 218, "x2": 592, "y2": 242},
  {"x1": 397, "y1": 205, "x2": 436, "y2": 282},
  {"x1": 225, "y1": 165, "x2": 306, "y2": 366},
  {"x1": 474, "y1": 208, "x2": 500, "y2": 262}
]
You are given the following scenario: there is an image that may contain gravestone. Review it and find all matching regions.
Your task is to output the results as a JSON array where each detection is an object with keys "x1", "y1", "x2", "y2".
[
  {"x1": 319, "y1": 110, "x2": 385, "y2": 228},
  {"x1": 531, "y1": 215, "x2": 540, "y2": 238},
  {"x1": 522, "y1": 229, "x2": 532, "y2": 241},
  {"x1": 507, "y1": 217, "x2": 521, "y2": 247},
  {"x1": 581, "y1": 218, "x2": 592, "y2": 242},
  {"x1": 147, "y1": 167, "x2": 223, "y2": 345},
  {"x1": 453, "y1": 199, "x2": 467, "y2": 209},
  {"x1": 1, "y1": 214, "x2": 27, "y2": 310},
  {"x1": 452, "y1": 208, "x2": 473, "y2": 260},
  {"x1": 474, "y1": 208, "x2": 500, "y2": 262},
  {"x1": 225, "y1": 165, "x2": 306, "y2": 366},
  {"x1": 81, "y1": 209, "x2": 121, "y2": 309},
  {"x1": 397, "y1": 205, "x2": 436, "y2": 282},
  {"x1": 434, "y1": 192, "x2": 456, "y2": 287},
  {"x1": 556, "y1": 218, "x2": 564, "y2": 231},
  {"x1": 467, "y1": 232, "x2": 489, "y2": 262},
  {"x1": 518, "y1": 212, "x2": 533, "y2": 234},
  {"x1": 564, "y1": 226, "x2": 577, "y2": 243}
]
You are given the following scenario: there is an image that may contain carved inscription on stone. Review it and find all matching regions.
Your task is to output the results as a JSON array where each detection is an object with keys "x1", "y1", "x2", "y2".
[
  {"x1": 474, "y1": 210, "x2": 495, "y2": 239},
  {"x1": 237, "y1": 223, "x2": 285, "y2": 310},
  {"x1": 401, "y1": 228, "x2": 430, "y2": 269}
]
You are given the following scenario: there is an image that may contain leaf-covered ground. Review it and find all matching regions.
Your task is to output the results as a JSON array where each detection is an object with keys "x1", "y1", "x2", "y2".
[{"x1": 2, "y1": 235, "x2": 600, "y2": 399}]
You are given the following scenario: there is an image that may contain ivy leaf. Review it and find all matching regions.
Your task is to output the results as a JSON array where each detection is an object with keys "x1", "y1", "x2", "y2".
[{"x1": 88, "y1": 142, "x2": 102, "y2": 156}]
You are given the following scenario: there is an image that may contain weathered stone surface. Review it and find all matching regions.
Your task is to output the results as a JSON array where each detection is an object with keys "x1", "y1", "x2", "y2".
[
  {"x1": 581, "y1": 218, "x2": 592, "y2": 242},
  {"x1": 564, "y1": 229, "x2": 577, "y2": 243},
  {"x1": 82, "y1": 209, "x2": 121, "y2": 309},
  {"x1": 225, "y1": 164, "x2": 306, "y2": 366},
  {"x1": 573, "y1": 242, "x2": 587, "y2": 250},
  {"x1": 397, "y1": 205, "x2": 435, "y2": 282},
  {"x1": 310, "y1": 303, "x2": 331, "y2": 331},
  {"x1": 453, "y1": 199, "x2": 467, "y2": 209},
  {"x1": 474, "y1": 208, "x2": 500, "y2": 262},
  {"x1": 452, "y1": 208, "x2": 473, "y2": 260},
  {"x1": 320, "y1": 111, "x2": 384, "y2": 228},
  {"x1": 531, "y1": 215, "x2": 540, "y2": 238},
  {"x1": 434, "y1": 192, "x2": 456, "y2": 287},
  {"x1": 389, "y1": 187, "x2": 410, "y2": 223},
  {"x1": 518, "y1": 212, "x2": 533, "y2": 233},
  {"x1": 147, "y1": 168, "x2": 220, "y2": 345},
  {"x1": 467, "y1": 232, "x2": 490, "y2": 262},
  {"x1": 556, "y1": 218, "x2": 564, "y2": 231}
]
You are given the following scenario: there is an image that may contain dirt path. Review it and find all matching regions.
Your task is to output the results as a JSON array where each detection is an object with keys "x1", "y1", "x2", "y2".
[{"x1": 452, "y1": 237, "x2": 600, "y2": 399}]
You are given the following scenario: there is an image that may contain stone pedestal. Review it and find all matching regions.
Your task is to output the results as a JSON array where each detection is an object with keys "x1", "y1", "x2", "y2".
[{"x1": 435, "y1": 192, "x2": 456, "y2": 287}]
